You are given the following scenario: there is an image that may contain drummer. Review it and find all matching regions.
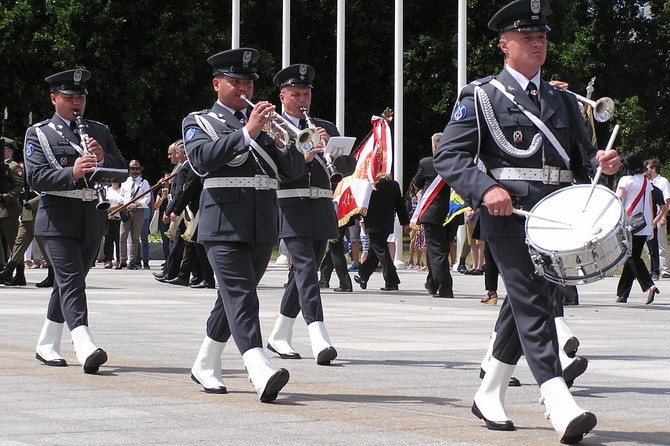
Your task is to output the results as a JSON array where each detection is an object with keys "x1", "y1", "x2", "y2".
[{"x1": 433, "y1": 0, "x2": 620, "y2": 443}]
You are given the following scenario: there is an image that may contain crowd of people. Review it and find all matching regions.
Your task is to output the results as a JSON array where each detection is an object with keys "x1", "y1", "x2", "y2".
[{"x1": 2, "y1": 0, "x2": 666, "y2": 443}]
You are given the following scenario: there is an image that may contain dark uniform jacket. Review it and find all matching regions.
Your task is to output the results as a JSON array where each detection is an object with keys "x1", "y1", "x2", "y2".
[
  {"x1": 433, "y1": 68, "x2": 598, "y2": 239},
  {"x1": 182, "y1": 101, "x2": 305, "y2": 245},
  {"x1": 24, "y1": 113, "x2": 128, "y2": 239},
  {"x1": 412, "y1": 156, "x2": 451, "y2": 225},
  {"x1": 0, "y1": 160, "x2": 23, "y2": 218},
  {"x1": 364, "y1": 178, "x2": 410, "y2": 234},
  {"x1": 278, "y1": 115, "x2": 339, "y2": 240}
]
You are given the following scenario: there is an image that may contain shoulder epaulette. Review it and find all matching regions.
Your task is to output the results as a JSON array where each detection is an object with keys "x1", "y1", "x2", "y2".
[
  {"x1": 32, "y1": 119, "x2": 50, "y2": 128},
  {"x1": 188, "y1": 109, "x2": 211, "y2": 117},
  {"x1": 87, "y1": 119, "x2": 111, "y2": 130},
  {"x1": 471, "y1": 76, "x2": 495, "y2": 87}
]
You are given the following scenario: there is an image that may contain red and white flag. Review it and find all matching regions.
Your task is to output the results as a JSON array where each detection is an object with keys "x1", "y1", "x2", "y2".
[
  {"x1": 410, "y1": 176, "x2": 446, "y2": 226},
  {"x1": 333, "y1": 113, "x2": 393, "y2": 226}
]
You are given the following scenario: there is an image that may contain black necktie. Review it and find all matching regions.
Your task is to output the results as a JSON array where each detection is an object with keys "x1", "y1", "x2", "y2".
[
  {"x1": 527, "y1": 82, "x2": 540, "y2": 110},
  {"x1": 69, "y1": 120, "x2": 78, "y2": 134},
  {"x1": 298, "y1": 119, "x2": 307, "y2": 130},
  {"x1": 234, "y1": 111, "x2": 246, "y2": 125}
]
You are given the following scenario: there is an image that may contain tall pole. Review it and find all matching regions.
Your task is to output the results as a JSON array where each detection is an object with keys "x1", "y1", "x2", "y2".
[
  {"x1": 336, "y1": 0, "x2": 345, "y2": 134},
  {"x1": 455, "y1": 0, "x2": 468, "y2": 264},
  {"x1": 393, "y1": 0, "x2": 405, "y2": 266},
  {"x1": 282, "y1": 0, "x2": 291, "y2": 68},
  {"x1": 231, "y1": 0, "x2": 240, "y2": 48}
]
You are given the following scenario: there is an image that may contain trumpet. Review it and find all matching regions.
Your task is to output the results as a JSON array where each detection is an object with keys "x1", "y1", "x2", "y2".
[
  {"x1": 239, "y1": 95, "x2": 320, "y2": 153},
  {"x1": 561, "y1": 89, "x2": 615, "y2": 122},
  {"x1": 301, "y1": 107, "x2": 342, "y2": 184}
]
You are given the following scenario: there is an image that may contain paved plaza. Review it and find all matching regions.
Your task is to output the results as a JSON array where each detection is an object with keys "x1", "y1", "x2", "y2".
[{"x1": 1, "y1": 264, "x2": 668, "y2": 445}]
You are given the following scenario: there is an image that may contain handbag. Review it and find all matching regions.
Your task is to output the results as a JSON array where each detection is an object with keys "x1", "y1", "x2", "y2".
[
  {"x1": 626, "y1": 178, "x2": 647, "y2": 235},
  {"x1": 149, "y1": 209, "x2": 160, "y2": 235},
  {"x1": 119, "y1": 209, "x2": 130, "y2": 222}
]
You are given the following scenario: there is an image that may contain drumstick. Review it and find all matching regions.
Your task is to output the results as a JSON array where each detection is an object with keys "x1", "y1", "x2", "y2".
[
  {"x1": 512, "y1": 209, "x2": 572, "y2": 227},
  {"x1": 582, "y1": 124, "x2": 620, "y2": 212}
]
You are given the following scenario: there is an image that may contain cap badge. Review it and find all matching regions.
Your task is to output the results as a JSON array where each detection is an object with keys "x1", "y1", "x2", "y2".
[
  {"x1": 299, "y1": 64, "x2": 308, "y2": 76},
  {"x1": 242, "y1": 51, "x2": 252, "y2": 67},
  {"x1": 73, "y1": 69, "x2": 83, "y2": 84},
  {"x1": 530, "y1": 0, "x2": 541, "y2": 14}
]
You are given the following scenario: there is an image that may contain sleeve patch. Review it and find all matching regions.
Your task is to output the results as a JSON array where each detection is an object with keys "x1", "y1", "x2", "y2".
[
  {"x1": 25, "y1": 144, "x2": 35, "y2": 157},
  {"x1": 185, "y1": 128, "x2": 197, "y2": 141},
  {"x1": 451, "y1": 104, "x2": 468, "y2": 121}
]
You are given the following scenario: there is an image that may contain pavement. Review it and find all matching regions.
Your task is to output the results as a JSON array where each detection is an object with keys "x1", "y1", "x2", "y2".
[{"x1": 1, "y1": 263, "x2": 669, "y2": 445}]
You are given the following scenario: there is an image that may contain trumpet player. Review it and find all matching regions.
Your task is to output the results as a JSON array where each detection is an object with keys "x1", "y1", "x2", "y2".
[
  {"x1": 23, "y1": 69, "x2": 128, "y2": 374},
  {"x1": 183, "y1": 48, "x2": 305, "y2": 402},
  {"x1": 266, "y1": 64, "x2": 340, "y2": 366}
]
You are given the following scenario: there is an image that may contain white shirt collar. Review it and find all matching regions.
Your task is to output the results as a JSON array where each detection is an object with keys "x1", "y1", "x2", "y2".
[
  {"x1": 217, "y1": 100, "x2": 245, "y2": 119},
  {"x1": 505, "y1": 66, "x2": 542, "y2": 94}
]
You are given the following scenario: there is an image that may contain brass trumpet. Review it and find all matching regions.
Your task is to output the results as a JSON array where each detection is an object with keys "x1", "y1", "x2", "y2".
[
  {"x1": 239, "y1": 95, "x2": 320, "y2": 153},
  {"x1": 561, "y1": 89, "x2": 615, "y2": 122},
  {"x1": 300, "y1": 107, "x2": 342, "y2": 184}
]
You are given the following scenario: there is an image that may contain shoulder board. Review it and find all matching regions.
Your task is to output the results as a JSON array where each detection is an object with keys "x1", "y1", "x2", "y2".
[
  {"x1": 471, "y1": 76, "x2": 494, "y2": 87},
  {"x1": 32, "y1": 119, "x2": 50, "y2": 128},
  {"x1": 188, "y1": 109, "x2": 211, "y2": 116},
  {"x1": 86, "y1": 119, "x2": 111, "y2": 130}
]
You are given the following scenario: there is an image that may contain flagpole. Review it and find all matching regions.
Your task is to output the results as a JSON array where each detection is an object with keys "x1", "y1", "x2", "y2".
[
  {"x1": 392, "y1": 0, "x2": 406, "y2": 268},
  {"x1": 231, "y1": 0, "x2": 240, "y2": 48},
  {"x1": 454, "y1": 0, "x2": 469, "y2": 270},
  {"x1": 336, "y1": 0, "x2": 345, "y2": 134}
]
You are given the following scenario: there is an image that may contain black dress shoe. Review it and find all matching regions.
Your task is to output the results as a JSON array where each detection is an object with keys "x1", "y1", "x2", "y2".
[
  {"x1": 127, "y1": 264, "x2": 137, "y2": 270},
  {"x1": 165, "y1": 277, "x2": 189, "y2": 286},
  {"x1": 333, "y1": 287, "x2": 353, "y2": 292},
  {"x1": 560, "y1": 411, "x2": 597, "y2": 444},
  {"x1": 35, "y1": 277, "x2": 54, "y2": 288},
  {"x1": 433, "y1": 293, "x2": 454, "y2": 298},
  {"x1": 36, "y1": 353, "x2": 67, "y2": 367},
  {"x1": 83, "y1": 348, "x2": 108, "y2": 374},
  {"x1": 152, "y1": 272, "x2": 165, "y2": 279},
  {"x1": 471, "y1": 402, "x2": 516, "y2": 431},
  {"x1": 464, "y1": 268, "x2": 484, "y2": 275},
  {"x1": 267, "y1": 343, "x2": 301, "y2": 359},
  {"x1": 318, "y1": 280, "x2": 330, "y2": 288},
  {"x1": 353, "y1": 275, "x2": 367, "y2": 290},
  {"x1": 260, "y1": 368, "x2": 290, "y2": 403},
  {"x1": 316, "y1": 346, "x2": 338, "y2": 365},
  {"x1": 563, "y1": 356, "x2": 588, "y2": 388},
  {"x1": 190, "y1": 280, "x2": 215, "y2": 289},
  {"x1": 424, "y1": 283, "x2": 437, "y2": 295},
  {"x1": 115, "y1": 262, "x2": 127, "y2": 270},
  {"x1": 190, "y1": 374, "x2": 228, "y2": 394},
  {"x1": 188, "y1": 277, "x2": 202, "y2": 286},
  {"x1": 380, "y1": 285, "x2": 399, "y2": 291},
  {"x1": 563, "y1": 336, "x2": 580, "y2": 358}
]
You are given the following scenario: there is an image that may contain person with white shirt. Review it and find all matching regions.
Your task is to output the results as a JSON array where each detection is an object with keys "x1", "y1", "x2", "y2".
[
  {"x1": 117, "y1": 160, "x2": 150, "y2": 270},
  {"x1": 644, "y1": 158, "x2": 670, "y2": 278}
]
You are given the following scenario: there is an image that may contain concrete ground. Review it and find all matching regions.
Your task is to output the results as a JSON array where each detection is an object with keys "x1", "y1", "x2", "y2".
[{"x1": 1, "y1": 263, "x2": 669, "y2": 445}]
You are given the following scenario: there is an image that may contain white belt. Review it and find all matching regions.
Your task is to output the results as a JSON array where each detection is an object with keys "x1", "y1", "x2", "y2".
[
  {"x1": 277, "y1": 187, "x2": 333, "y2": 199},
  {"x1": 490, "y1": 167, "x2": 574, "y2": 185},
  {"x1": 203, "y1": 176, "x2": 279, "y2": 190},
  {"x1": 43, "y1": 189, "x2": 96, "y2": 201}
]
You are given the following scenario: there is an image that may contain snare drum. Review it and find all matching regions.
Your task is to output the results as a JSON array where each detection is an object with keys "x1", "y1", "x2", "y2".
[{"x1": 525, "y1": 184, "x2": 631, "y2": 285}]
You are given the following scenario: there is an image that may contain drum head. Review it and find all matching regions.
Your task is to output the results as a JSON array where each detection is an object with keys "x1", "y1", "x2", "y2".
[{"x1": 526, "y1": 184, "x2": 623, "y2": 252}]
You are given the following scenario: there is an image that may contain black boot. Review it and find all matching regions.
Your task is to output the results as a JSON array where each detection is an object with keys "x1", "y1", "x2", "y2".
[
  {"x1": 7, "y1": 263, "x2": 26, "y2": 286},
  {"x1": 35, "y1": 266, "x2": 54, "y2": 288},
  {"x1": 0, "y1": 260, "x2": 17, "y2": 284}
]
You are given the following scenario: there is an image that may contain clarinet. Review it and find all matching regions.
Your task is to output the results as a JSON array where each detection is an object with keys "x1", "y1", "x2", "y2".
[{"x1": 73, "y1": 110, "x2": 111, "y2": 210}]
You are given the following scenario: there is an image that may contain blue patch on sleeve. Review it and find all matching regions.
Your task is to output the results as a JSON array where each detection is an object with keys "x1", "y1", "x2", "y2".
[
  {"x1": 451, "y1": 104, "x2": 468, "y2": 121},
  {"x1": 25, "y1": 144, "x2": 35, "y2": 157},
  {"x1": 185, "y1": 128, "x2": 197, "y2": 142}
]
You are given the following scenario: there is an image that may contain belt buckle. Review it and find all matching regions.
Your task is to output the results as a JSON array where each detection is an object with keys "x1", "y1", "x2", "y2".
[
  {"x1": 542, "y1": 166, "x2": 561, "y2": 185},
  {"x1": 254, "y1": 175, "x2": 269, "y2": 190},
  {"x1": 82, "y1": 189, "x2": 95, "y2": 201},
  {"x1": 309, "y1": 187, "x2": 319, "y2": 198}
]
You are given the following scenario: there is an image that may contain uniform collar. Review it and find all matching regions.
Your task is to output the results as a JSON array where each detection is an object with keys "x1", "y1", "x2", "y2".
[{"x1": 504, "y1": 66, "x2": 541, "y2": 94}]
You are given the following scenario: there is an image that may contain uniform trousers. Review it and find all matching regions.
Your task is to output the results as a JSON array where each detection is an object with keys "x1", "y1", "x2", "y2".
[
  {"x1": 281, "y1": 237, "x2": 328, "y2": 323},
  {"x1": 646, "y1": 227, "x2": 659, "y2": 276},
  {"x1": 423, "y1": 222, "x2": 457, "y2": 297},
  {"x1": 0, "y1": 216, "x2": 19, "y2": 265},
  {"x1": 358, "y1": 231, "x2": 400, "y2": 287},
  {"x1": 319, "y1": 227, "x2": 352, "y2": 289},
  {"x1": 42, "y1": 235, "x2": 100, "y2": 330},
  {"x1": 103, "y1": 219, "x2": 121, "y2": 263},
  {"x1": 9, "y1": 219, "x2": 48, "y2": 266},
  {"x1": 617, "y1": 235, "x2": 654, "y2": 298},
  {"x1": 487, "y1": 236, "x2": 562, "y2": 385},
  {"x1": 203, "y1": 241, "x2": 273, "y2": 354}
]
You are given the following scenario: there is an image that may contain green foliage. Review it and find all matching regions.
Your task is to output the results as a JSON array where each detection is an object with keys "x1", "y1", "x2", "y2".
[{"x1": 1, "y1": 0, "x2": 669, "y2": 189}]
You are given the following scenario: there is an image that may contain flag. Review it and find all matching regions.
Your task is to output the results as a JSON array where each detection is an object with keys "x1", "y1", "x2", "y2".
[
  {"x1": 333, "y1": 112, "x2": 393, "y2": 226},
  {"x1": 444, "y1": 191, "x2": 470, "y2": 226}
]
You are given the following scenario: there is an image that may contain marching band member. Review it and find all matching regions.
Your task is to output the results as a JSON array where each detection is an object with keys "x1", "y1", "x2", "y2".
[
  {"x1": 433, "y1": 1, "x2": 620, "y2": 442},
  {"x1": 266, "y1": 64, "x2": 340, "y2": 365},
  {"x1": 183, "y1": 48, "x2": 305, "y2": 402},
  {"x1": 24, "y1": 69, "x2": 128, "y2": 373}
]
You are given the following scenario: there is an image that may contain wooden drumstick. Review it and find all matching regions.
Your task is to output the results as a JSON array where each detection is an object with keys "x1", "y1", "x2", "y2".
[
  {"x1": 582, "y1": 124, "x2": 620, "y2": 212},
  {"x1": 512, "y1": 209, "x2": 573, "y2": 227}
]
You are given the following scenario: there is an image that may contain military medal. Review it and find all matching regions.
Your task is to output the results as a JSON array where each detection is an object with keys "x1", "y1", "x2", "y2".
[
  {"x1": 513, "y1": 130, "x2": 523, "y2": 144},
  {"x1": 60, "y1": 157, "x2": 68, "y2": 166}
]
